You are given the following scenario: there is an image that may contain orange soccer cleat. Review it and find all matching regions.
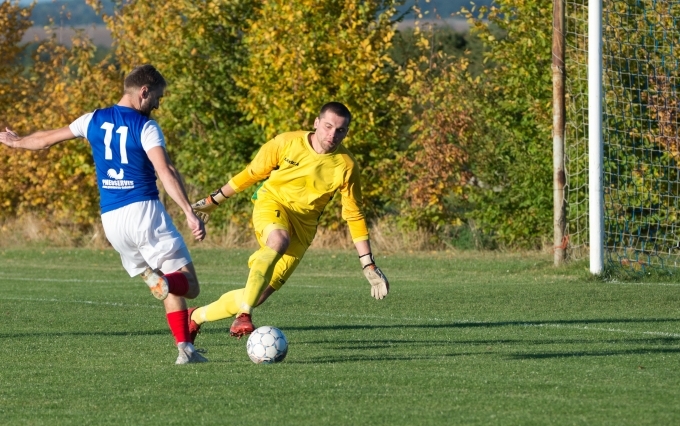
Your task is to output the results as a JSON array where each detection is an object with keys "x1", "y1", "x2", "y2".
[
  {"x1": 230, "y1": 313, "x2": 255, "y2": 338},
  {"x1": 187, "y1": 307, "x2": 201, "y2": 345}
]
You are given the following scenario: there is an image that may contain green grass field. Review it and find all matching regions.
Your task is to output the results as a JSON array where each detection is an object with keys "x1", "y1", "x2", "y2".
[{"x1": 1, "y1": 247, "x2": 679, "y2": 425}]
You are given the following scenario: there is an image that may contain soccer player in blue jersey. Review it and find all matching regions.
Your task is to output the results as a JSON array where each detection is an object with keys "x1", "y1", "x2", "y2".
[{"x1": 0, "y1": 65, "x2": 207, "y2": 364}]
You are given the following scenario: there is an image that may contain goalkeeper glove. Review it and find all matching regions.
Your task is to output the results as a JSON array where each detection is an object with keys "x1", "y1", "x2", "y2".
[
  {"x1": 191, "y1": 188, "x2": 228, "y2": 223},
  {"x1": 359, "y1": 253, "x2": 389, "y2": 300}
]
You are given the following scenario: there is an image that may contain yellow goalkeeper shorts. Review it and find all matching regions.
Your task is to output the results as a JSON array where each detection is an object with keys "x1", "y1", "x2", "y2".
[{"x1": 251, "y1": 198, "x2": 313, "y2": 290}]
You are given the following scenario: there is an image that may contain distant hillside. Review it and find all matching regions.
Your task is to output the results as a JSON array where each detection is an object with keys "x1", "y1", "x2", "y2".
[
  {"x1": 22, "y1": 25, "x2": 111, "y2": 47},
  {"x1": 28, "y1": 0, "x2": 114, "y2": 26},
  {"x1": 25, "y1": 0, "x2": 493, "y2": 27},
  {"x1": 399, "y1": 0, "x2": 493, "y2": 17}
]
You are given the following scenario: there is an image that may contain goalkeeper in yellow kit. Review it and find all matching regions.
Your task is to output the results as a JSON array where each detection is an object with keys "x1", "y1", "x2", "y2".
[{"x1": 188, "y1": 102, "x2": 389, "y2": 339}]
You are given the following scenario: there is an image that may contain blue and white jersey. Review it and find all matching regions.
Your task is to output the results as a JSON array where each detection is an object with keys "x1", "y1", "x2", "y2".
[{"x1": 70, "y1": 105, "x2": 165, "y2": 214}]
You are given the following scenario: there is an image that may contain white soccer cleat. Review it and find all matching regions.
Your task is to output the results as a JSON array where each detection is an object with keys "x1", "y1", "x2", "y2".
[
  {"x1": 140, "y1": 267, "x2": 169, "y2": 300},
  {"x1": 176, "y1": 342, "x2": 209, "y2": 365}
]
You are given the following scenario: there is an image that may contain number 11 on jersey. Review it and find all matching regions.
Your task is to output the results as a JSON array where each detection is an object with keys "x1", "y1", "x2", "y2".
[{"x1": 101, "y1": 122, "x2": 129, "y2": 164}]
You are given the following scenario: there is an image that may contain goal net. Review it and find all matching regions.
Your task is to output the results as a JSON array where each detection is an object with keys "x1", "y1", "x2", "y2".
[{"x1": 565, "y1": 0, "x2": 680, "y2": 273}]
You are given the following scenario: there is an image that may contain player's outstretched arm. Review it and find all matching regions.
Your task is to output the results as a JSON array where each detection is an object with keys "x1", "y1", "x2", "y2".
[
  {"x1": 147, "y1": 146, "x2": 206, "y2": 241},
  {"x1": 0, "y1": 126, "x2": 75, "y2": 151},
  {"x1": 355, "y1": 240, "x2": 389, "y2": 300},
  {"x1": 191, "y1": 183, "x2": 236, "y2": 223},
  {"x1": 192, "y1": 136, "x2": 283, "y2": 223}
]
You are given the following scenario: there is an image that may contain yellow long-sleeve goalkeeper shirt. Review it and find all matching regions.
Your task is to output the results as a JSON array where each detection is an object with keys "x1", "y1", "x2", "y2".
[{"x1": 228, "y1": 131, "x2": 369, "y2": 242}]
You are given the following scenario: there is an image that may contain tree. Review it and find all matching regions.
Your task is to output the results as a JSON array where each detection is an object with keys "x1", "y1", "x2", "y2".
[
  {"x1": 0, "y1": 0, "x2": 33, "y2": 217},
  {"x1": 236, "y1": 0, "x2": 408, "y2": 223},
  {"x1": 1, "y1": 27, "x2": 119, "y2": 224},
  {"x1": 459, "y1": 0, "x2": 554, "y2": 248},
  {"x1": 95, "y1": 0, "x2": 266, "y2": 224}
]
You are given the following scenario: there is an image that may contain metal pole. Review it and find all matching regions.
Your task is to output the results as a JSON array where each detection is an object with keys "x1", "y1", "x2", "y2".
[
  {"x1": 588, "y1": 0, "x2": 604, "y2": 274},
  {"x1": 553, "y1": 0, "x2": 567, "y2": 266}
]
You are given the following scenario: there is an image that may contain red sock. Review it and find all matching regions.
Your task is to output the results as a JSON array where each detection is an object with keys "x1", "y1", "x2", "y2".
[
  {"x1": 166, "y1": 310, "x2": 190, "y2": 345},
  {"x1": 164, "y1": 272, "x2": 189, "y2": 296}
]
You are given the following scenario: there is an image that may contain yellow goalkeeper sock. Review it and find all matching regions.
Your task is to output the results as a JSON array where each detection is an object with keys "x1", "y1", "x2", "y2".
[
  {"x1": 191, "y1": 289, "x2": 244, "y2": 324},
  {"x1": 240, "y1": 246, "x2": 282, "y2": 314}
]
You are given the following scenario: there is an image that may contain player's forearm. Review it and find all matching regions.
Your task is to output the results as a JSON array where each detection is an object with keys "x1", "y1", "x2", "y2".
[
  {"x1": 0, "y1": 127, "x2": 74, "y2": 150},
  {"x1": 218, "y1": 182, "x2": 237, "y2": 197},
  {"x1": 157, "y1": 166, "x2": 195, "y2": 216},
  {"x1": 341, "y1": 188, "x2": 369, "y2": 242},
  {"x1": 20, "y1": 131, "x2": 57, "y2": 150},
  {"x1": 346, "y1": 217, "x2": 369, "y2": 243},
  {"x1": 354, "y1": 239, "x2": 371, "y2": 257}
]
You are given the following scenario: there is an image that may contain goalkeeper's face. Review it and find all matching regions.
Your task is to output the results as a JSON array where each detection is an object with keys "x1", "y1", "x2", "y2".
[{"x1": 313, "y1": 112, "x2": 350, "y2": 154}]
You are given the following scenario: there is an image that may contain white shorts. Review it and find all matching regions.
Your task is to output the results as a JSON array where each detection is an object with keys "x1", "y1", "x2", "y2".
[{"x1": 101, "y1": 199, "x2": 192, "y2": 277}]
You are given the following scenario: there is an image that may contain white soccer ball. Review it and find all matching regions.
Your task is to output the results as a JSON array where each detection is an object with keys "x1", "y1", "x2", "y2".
[{"x1": 246, "y1": 326, "x2": 288, "y2": 364}]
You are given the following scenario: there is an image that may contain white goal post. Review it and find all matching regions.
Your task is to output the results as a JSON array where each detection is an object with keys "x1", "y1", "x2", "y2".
[
  {"x1": 587, "y1": 0, "x2": 603, "y2": 274},
  {"x1": 560, "y1": 0, "x2": 680, "y2": 274}
]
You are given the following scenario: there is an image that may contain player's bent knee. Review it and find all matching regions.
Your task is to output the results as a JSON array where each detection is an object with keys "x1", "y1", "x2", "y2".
[
  {"x1": 178, "y1": 263, "x2": 200, "y2": 298},
  {"x1": 184, "y1": 287, "x2": 199, "y2": 299},
  {"x1": 184, "y1": 278, "x2": 200, "y2": 299},
  {"x1": 265, "y1": 229, "x2": 291, "y2": 254}
]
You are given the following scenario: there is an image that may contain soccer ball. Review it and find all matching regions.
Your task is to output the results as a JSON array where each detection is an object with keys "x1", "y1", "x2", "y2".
[{"x1": 246, "y1": 326, "x2": 288, "y2": 364}]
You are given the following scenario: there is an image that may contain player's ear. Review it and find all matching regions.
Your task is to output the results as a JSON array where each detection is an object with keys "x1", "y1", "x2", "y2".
[
  {"x1": 313, "y1": 117, "x2": 319, "y2": 129},
  {"x1": 141, "y1": 86, "x2": 149, "y2": 99}
]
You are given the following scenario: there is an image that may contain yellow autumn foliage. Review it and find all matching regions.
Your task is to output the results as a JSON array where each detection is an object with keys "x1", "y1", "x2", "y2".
[{"x1": 1, "y1": 26, "x2": 119, "y2": 225}]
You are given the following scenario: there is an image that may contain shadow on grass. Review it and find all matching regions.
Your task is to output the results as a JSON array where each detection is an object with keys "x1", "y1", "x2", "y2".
[
  {"x1": 0, "y1": 329, "x2": 170, "y2": 339},
  {"x1": 282, "y1": 354, "x2": 485, "y2": 364},
  {"x1": 308, "y1": 336, "x2": 680, "y2": 348},
  {"x1": 3, "y1": 318, "x2": 679, "y2": 364},
  {"x1": 281, "y1": 317, "x2": 680, "y2": 331},
  {"x1": 6, "y1": 317, "x2": 677, "y2": 339},
  {"x1": 282, "y1": 346, "x2": 680, "y2": 364},
  {"x1": 507, "y1": 348, "x2": 680, "y2": 359},
  {"x1": 275, "y1": 318, "x2": 680, "y2": 363},
  {"x1": 293, "y1": 335, "x2": 680, "y2": 362}
]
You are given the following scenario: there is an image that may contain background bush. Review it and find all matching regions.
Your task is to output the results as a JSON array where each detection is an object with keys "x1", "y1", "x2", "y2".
[{"x1": 1, "y1": 0, "x2": 557, "y2": 250}]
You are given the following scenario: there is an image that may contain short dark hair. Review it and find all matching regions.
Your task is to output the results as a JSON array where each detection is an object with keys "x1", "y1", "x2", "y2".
[
  {"x1": 124, "y1": 64, "x2": 166, "y2": 93},
  {"x1": 319, "y1": 102, "x2": 352, "y2": 123}
]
